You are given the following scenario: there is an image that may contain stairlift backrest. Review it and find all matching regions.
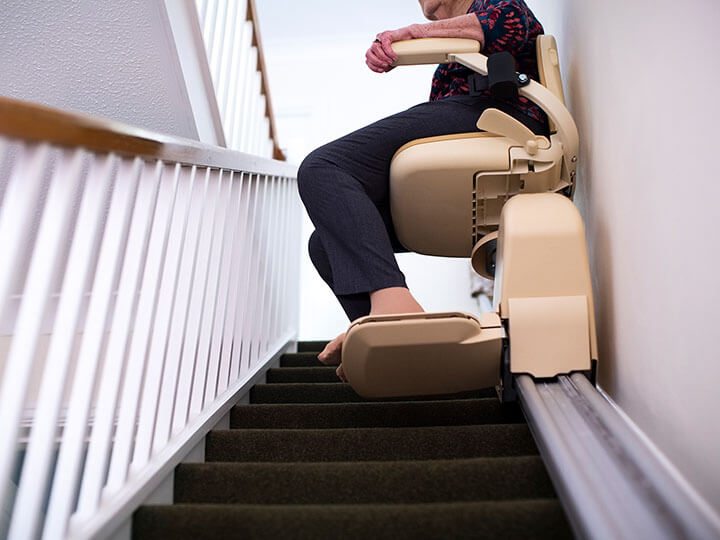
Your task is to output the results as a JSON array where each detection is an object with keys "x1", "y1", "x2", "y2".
[
  {"x1": 536, "y1": 35, "x2": 566, "y2": 135},
  {"x1": 535, "y1": 36, "x2": 566, "y2": 107}
]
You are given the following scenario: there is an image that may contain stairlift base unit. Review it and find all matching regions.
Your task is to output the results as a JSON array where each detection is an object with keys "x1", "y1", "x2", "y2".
[
  {"x1": 508, "y1": 295, "x2": 591, "y2": 378},
  {"x1": 341, "y1": 37, "x2": 597, "y2": 399},
  {"x1": 496, "y1": 194, "x2": 598, "y2": 365},
  {"x1": 341, "y1": 312, "x2": 503, "y2": 399}
]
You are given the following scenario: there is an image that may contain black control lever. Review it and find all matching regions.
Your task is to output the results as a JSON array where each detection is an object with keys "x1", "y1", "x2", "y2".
[{"x1": 468, "y1": 51, "x2": 530, "y2": 100}]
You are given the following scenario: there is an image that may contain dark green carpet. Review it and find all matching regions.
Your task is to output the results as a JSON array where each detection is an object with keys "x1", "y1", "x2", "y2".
[
  {"x1": 296, "y1": 340, "x2": 330, "y2": 353},
  {"x1": 279, "y1": 351, "x2": 329, "y2": 367},
  {"x1": 133, "y1": 341, "x2": 572, "y2": 539},
  {"x1": 230, "y1": 398, "x2": 525, "y2": 429},
  {"x1": 134, "y1": 500, "x2": 570, "y2": 540},
  {"x1": 267, "y1": 366, "x2": 342, "y2": 383},
  {"x1": 206, "y1": 424, "x2": 538, "y2": 462},
  {"x1": 250, "y1": 382, "x2": 496, "y2": 404},
  {"x1": 174, "y1": 457, "x2": 555, "y2": 504}
]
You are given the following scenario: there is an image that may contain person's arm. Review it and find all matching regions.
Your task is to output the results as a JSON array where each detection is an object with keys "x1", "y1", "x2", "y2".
[
  {"x1": 366, "y1": 14, "x2": 484, "y2": 73},
  {"x1": 367, "y1": 1, "x2": 531, "y2": 73}
]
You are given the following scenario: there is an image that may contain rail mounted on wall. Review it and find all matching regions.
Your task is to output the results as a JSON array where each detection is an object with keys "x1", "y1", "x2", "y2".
[{"x1": 516, "y1": 373, "x2": 720, "y2": 539}]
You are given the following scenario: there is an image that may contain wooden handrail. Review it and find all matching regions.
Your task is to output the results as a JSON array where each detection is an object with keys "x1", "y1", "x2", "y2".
[
  {"x1": 0, "y1": 95, "x2": 295, "y2": 178},
  {"x1": 247, "y1": 0, "x2": 285, "y2": 162}
]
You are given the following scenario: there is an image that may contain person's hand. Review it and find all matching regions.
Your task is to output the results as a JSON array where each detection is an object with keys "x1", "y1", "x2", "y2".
[{"x1": 365, "y1": 26, "x2": 417, "y2": 73}]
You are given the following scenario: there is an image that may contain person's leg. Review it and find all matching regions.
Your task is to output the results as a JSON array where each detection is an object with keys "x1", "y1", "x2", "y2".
[
  {"x1": 298, "y1": 96, "x2": 547, "y2": 369},
  {"x1": 320, "y1": 286, "x2": 426, "y2": 374},
  {"x1": 308, "y1": 230, "x2": 371, "y2": 322},
  {"x1": 300, "y1": 96, "x2": 548, "y2": 303},
  {"x1": 310, "y1": 231, "x2": 420, "y2": 368}
]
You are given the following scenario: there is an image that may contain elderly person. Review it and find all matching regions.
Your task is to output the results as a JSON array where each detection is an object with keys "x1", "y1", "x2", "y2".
[{"x1": 297, "y1": 0, "x2": 546, "y2": 377}]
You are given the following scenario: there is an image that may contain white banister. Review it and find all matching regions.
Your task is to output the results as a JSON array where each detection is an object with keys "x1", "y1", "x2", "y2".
[
  {"x1": 75, "y1": 161, "x2": 163, "y2": 519},
  {"x1": 195, "y1": 0, "x2": 281, "y2": 159},
  {"x1": 1, "y1": 0, "x2": 296, "y2": 534},
  {"x1": 9, "y1": 153, "x2": 117, "y2": 540},
  {"x1": 106, "y1": 163, "x2": 182, "y2": 493},
  {"x1": 203, "y1": 172, "x2": 247, "y2": 405},
  {"x1": 235, "y1": 174, "x2": 265, "y2": 378},
  {"x1": 43, "y1": 156, "x2": 144, "y2": 536},
  {"x1": 227, "y1": 24, "x2": 254, "y2": 150},
  {"x1": 0, "y1": 97, "x2": 299, "y2": 539},
  {"x1": 183, "y1": 170, "x2": 232, "y2": 423}
]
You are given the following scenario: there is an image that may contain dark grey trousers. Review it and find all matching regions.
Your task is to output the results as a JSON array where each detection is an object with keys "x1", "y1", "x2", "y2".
[{"x1": 297, "y1": 95, "x2": 547, "y2": 322}]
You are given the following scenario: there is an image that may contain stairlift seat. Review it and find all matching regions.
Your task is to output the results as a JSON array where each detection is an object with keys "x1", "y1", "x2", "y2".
[
  {"x1": 389, "y1": 129, "x2": 564, "y2": 258},
  {"x1": 342, "y1": 36, "x2": 597, "y2": 400},
  {"x1": 390, "y1": 35, "x2": 572, "y2": 260}
]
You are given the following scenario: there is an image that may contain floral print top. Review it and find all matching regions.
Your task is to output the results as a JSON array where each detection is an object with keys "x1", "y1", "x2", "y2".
[{"x1": 430, "y1": 0, "x2": 546, "y2": 123}]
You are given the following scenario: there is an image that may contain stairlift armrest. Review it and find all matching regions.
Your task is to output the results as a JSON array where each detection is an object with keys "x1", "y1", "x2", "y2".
[{"x1": 390, "y1": 38, "x2": 480, "y2": 65}]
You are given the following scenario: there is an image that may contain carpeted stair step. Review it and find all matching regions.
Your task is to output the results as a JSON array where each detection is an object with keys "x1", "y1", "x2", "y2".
[
  {"x1": 133, "y1": 340, "x2": 572, "y2": 539},
  {"x1": 296, "y1": 340, "x2": 329, "y2": 353},
  {"x1": 205, "y1": 424, "x2": 538, "y2": 462},
  {"x1": 133, "y1": 500, "x2": 572, "y2": 540},
  {"x1": 267, "y1": 366, "x2": 341, "y2": 383},
  {"x1": 231, "y1": 398, "x2": 524, "y2": 429},
  {"x1": 174, "y1": 456, "x2": 555, "y2": 504},
  {"x1": 279, "y1": 352, "x2": 324, "y2": 367},
  {"x1": 250, "y1": 383, "x2": 496, "y2": 404}
]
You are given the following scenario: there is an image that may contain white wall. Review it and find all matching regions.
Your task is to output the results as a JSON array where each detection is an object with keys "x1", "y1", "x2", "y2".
[
  {"x1": 0, "y1": 0, "x2": 198, "y2": 139},
  {"x1": 255, "y1": 1, "x2": 485, "y2": 340},
  {"x1": 530, "y1": 0, "x2": 720, "y2": 515}
]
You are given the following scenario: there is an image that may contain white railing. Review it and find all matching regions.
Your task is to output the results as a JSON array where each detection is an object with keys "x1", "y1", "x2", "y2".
[
  {"x1": 0, "y1": 99, "x2": 300, "y2": 539},
  {"x1": 195, "y1": 0, "x2": 280, "y2": 158}
]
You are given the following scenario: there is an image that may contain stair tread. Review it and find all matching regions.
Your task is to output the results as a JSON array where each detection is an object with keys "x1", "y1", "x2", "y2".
[
  {"x1": 267, "y1": 366, "x2": 341, "y2": 383},
  {"x1": 297, "y1": 341, "x2": 329, "y2": 353},
  {"x1": 231, "y1": 398, "x2": 524, "y2": 429},
  {"x1": 174, "y1": 456, "x2": 555, "y2": 504},
  {"x1": 250, "y1": 383, "x2": 497, "y2": 404},
  {"x1": 280, "y1": 352, "x2": 324, "y2": 367},
  {"x1": 132, "y1": 339, "x2": 571, "y2": 539},
  {"x1": 206, "y1": 424, "x2": 538, "y2": 462},
  {"x1": 133, "y1": 500, "x2": 572, "y2": 540}
]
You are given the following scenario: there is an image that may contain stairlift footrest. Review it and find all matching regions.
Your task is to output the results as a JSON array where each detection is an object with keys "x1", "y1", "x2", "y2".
[
  {"x1": 508, "y1": 295, "x2": 591, "y2": 378},
  {"x1": 342, "y1": 312, "x2": 503, "y2": 399}
]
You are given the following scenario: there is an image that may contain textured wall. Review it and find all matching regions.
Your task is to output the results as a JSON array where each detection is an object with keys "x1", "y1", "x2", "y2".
[
  {"x1": 530, "y1": 0, "x2": 720, "y2": 515},
  {"x1": 0, "y1": 0, "x2": 198, "y2": 139}
]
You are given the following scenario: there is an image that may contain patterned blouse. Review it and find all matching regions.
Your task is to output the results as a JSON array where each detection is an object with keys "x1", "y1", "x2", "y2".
[{"x1": 430, "y1": 0, "x2": 545, "y2": 124}]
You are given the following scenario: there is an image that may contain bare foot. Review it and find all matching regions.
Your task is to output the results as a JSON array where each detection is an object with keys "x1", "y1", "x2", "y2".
[
  {"x1": 325, "y1": 287, "x2": 424, "y2": 382},
  {"x1": 336, "y1": 363, "x2": 347, "y2": 383},
  {"x1": 369, "y1": 286, "x2": 424, "y2": 316},
  {"x1": 317, "y1": 331, "x2": 345, "y2": 365}
]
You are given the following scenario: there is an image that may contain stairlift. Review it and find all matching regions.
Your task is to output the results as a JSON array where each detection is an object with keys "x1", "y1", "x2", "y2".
[{"x1": 341, "y1": 36, "x2": 598, "y2": 401}]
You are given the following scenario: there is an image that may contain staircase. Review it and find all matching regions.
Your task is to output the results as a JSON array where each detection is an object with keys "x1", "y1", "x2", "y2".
[{"x1": 133, "y1": 341, "x2": 573, "y2": 539}]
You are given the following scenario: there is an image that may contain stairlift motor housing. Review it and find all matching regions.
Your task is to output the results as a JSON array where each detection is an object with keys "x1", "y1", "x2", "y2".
[{"x1": 341, "y1": 37, "x2": 597, "y2": 399}]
